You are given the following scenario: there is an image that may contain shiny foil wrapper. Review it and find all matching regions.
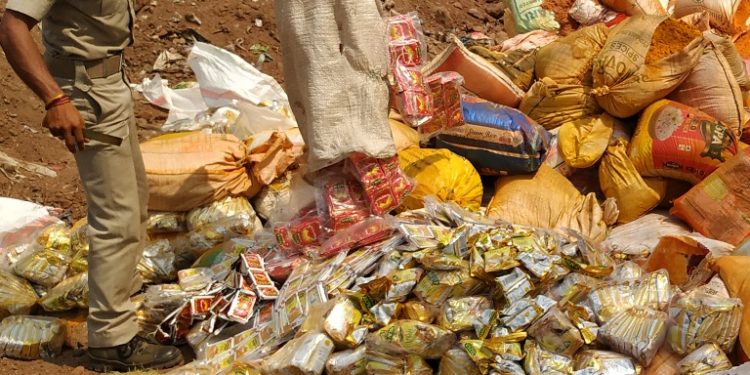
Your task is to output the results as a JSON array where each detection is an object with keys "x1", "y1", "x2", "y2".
[
  {"x1": 36, "y1": 224, "x2": 73, "y2": 255},
  {"x1": 484, "y1": 246, "x2": 520, "y2": 273},
  {"x1": 0, "y1": 270, "x2": 38, "y2": 316},
  {"x1": 138, "y1": 238, "x2": 177, "y2": 284},
  {"x1": 609, "y1": 261, "x2": 643, "y2": 283},
  {"x1": 413, "y1": 251, "x2": 464, "y2": 271},
  {"x1": 524, "y1": 339, "x2": 574, "y2": 375},
  {"x1": 632, "y1": 270, "x2": 673, "y2": 311},
  {"x1": 385, "y1": 268, "x2": 423, "y2": 302},
  {"x1": 550, "y1": 273, "x2": 599, "y2": 301},
  {"x1": 562, "y1": 302, "x2": 599, "y2": 345},
  {"x1": 496, "y1": 268, "x2": 533, "y2": 305},
  {"x1": 677, "y1": 343, "x2": 732, "y2": 375},
  {"x1": 365, "y1": 350, "x2": 433, "y2": 375},
  {"x1": 178, "y1": 268, "x2": 215, "y2": 292},
  {"x1": 574, "y1": 350, "x2": 641, "y2": 375},
  {"x1": 587, "y1": 282, "x2": 635, "y2": 324},
  {"x1": 438, "y1": 296, "x2": 495, "y2": 338},
  {"x1": 439, "y1": 347, "x2": 482, "y2": 375},
  {"x1": 667, "y1": 293, "x2": 742, "y2": 355},
  {"x1": 39, "y1": 272, "x2": 88, "y2": 312},
  {"x1": 0, "y1": 315, "x2": 65, "y2": 360},
  {"x1": 366, "y1": 320, "x2": 455, "y2": 359},
  {"x1": 263, "y1": 332, "x2": 334, "y2": 375},
  {"x1": 324, "y1": 298, "x2": 363, "y2": 348},
  {"x1": 413, "y1": 265, "x2": 483, "y2": 305},
  {"x1": 186, "y1": 196, "x2": 257, "y2": 233},
  {"x1": 500, "y1": 295, "x2": 556, "y2": 332},
  {"x1": 528, "y1": 306, "x2": 584, "y2": 358},
  {"x1": 517, "y1": 249, "x2": 558, "y2": 280},
  {"x1": 485, "y1": 328, "x2": 526, "y2": 362},
  {"x1": 401, "y1": 300, "x2": 439, "y2": 323},
  {"x1": 492, "y1": 359, "x2": 527, "y2": 375},
  {"x1": 598, "y1": 307, "x2": 668, "y2": 366},
  {"x1": 370, "y1": 302, "x2": 401, "y2": 327},
  {"x1": 147, "y1": 212, "x2": 187, "y2": 234},
  {"x1": 13, "y1": 246, "x2": 71, "y2": 288},
  {"x1": 325, "y1": 346, "x2": 366, "y2": 375}
]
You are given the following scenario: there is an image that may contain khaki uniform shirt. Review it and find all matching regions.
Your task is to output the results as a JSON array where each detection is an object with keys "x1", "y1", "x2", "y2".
[{"x1": 6, "y1": 0, "x2": 135, "y2": 61}]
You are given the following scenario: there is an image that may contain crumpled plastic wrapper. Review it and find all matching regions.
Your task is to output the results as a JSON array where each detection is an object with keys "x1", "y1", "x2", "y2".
[
  {"x1": 370, "y1": 302, "x2": 402, "y2": 326},
  {"x1": 147, "y1": 212, "x2": 187, "y2": 234},
  {"x1": 39, "y1": 272, "x2": 88, "y2": 312},
  {"x1": 413, "y1": 265, "x2": 483, "y2": 306},
  {"x1": 400, "y1": 300, "x2": 439, "y2": 324},
  {"x1": 13, "y1": 246, "x2": 72, "y2": 288},
  {"x1": 0, "y1": 315, "x2": 65, "y2": 360},
  {"x1": 324, "y1": 298, "x2": 364, "y2": 348},
  {"x1": 365, "y1": 350, "x2": 433, "y2": 375},
  {"x1": 0, "y1": 270, "x2": 38, "y2": 317},
  {"x1": 439, "y1": 347, "x2": 481, "y2": 375},
  {"x1": 598, "y1": 307, "x2": 668, "y2": 366},
  {"x1": 438, "y1": 296, "x2": 495, "y2": 337},
  {"x1": 67, "y1": 219, "x2": 89, "y2": 276},
  {"x1": 366, "y1": 320, "x2": 455, "y2": 359},
  {"x1": 587, "y1": 282, "x2": 634, "y2": 324},
  {"x1": 676, "y1": 343, "x2": 732, "y2": 375},
  {"x1": 263, "y1": 332, "x2": 334, "y2": 375},
  {"x1": 413, "y1": 251, "x2": 464, "y2": 271},
  {"x1": 138, "y1": 239, "x2": 178, "y2": 284},
  {"x1": 177, "y1": 268, "x2": 215, "y2": 292},
  {"x1": 667, "y1": 292, "x2": 742, "y2": 355},
  {"x1": 499, "y1": 295, "x2": 556, "y2": 332},
  {"x1": 632, "y1": 269, "x2": 673, "y2": 311},
  {"x1": 609, "y1": 262, "x2": 643, "y2": 283},
  {"x1": 325, "y1": 346, "x2": 366, "y2": 375},
  {"x1": 35, "y1": 223, "x2": 73, "y2": 254},
  {"x1": 524, "y1": 340, "x2": 573, "y2": 375},
  {"x1": 528, "y1": 306, "x2": 584, "y2": 357},
  {"x1": 496, "y1": 267, "x2": 533, "y2": 306},
  {"x1": 549, "y1": 272, "x2": 598, "y2": 300},
  {"x1": 385, "y1": 268, "x2": 423, "y2": 302},
  {"x1": 573, "y1": 350, "x2": 641, "y2": 375},
  {"x1": 186, "y1": 196, "x2": 259, "y2": 234}
]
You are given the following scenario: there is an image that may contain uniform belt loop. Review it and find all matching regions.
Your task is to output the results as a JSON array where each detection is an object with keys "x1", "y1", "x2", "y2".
[{"x1": 73, "y1": 60, "x2": 93, "y2": 92}]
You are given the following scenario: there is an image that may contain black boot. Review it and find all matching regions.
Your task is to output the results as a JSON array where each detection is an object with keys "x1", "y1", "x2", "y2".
[{"x1": 87, "y1": 336, "x2": 183, "y2": 372}]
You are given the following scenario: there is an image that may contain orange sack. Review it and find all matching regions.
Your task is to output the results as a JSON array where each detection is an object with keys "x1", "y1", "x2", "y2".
[{"x1": 672, "y1": 147, "x2": 750, "y2": 245}]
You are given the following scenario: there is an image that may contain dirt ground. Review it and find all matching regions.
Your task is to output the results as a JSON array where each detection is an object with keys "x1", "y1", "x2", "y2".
[{"x1": 0, "y1": 0, "x2": 506, "y2": 373}]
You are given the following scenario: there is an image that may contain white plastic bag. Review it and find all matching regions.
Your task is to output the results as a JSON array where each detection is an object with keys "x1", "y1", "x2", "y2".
[
  {"x1": 187, "y1": 42, "x2": 291, "y2": 110},
  {"x1": 137, "y1": 74, "x2": 209, "y2": 127}
]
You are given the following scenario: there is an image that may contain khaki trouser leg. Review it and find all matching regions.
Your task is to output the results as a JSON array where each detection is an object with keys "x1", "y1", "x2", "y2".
[{"x1": 60, "y1": 68, "x2": 148, "y2": 348}]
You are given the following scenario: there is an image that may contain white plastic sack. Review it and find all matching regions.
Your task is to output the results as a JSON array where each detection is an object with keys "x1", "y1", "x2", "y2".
[
  {"x1": 187, "y1": 42, "x2": 290, "y2": 109},
  {"x1": 137, "y1": 74, "x2": 208, "y2": 127},
  {"x1": 600, "y1": 212, "x2": 691, "y2": 257},
  {"x1": 275, "y1": 0, "x2": 396, "y2": 173},
  {"x1": 0, "y1": 198, "x2": 58, "y2": 249},
  {"x1": 233, "y1": 101, "x2": 297, "y2": 140},
  {"x1": 569, "y1": 0, "x2": 620, "y2": 25}
]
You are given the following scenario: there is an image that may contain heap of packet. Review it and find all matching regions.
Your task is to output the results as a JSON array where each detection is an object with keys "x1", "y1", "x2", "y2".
[
  {"x1": 348, "y1": 154, "x2": 414, "y2": 216},
  {"x1": 677, "y1": 343, "x2": 733, "y2": 375},
  {"x1": 420, "y1": 72, "x2": 465, "y2": 141},
  {"x1": 386, "y1": 12, "x2": 433, "y2": 126},
  {"x1": 598, "y1": 307, "x2": 668, "y2": 366},
  {"x1": 0, "y1": 315, "x2": 65, "y2": 360},
  {"x1": 667, "y1": 290, "x2": 743, "y2": 355}
]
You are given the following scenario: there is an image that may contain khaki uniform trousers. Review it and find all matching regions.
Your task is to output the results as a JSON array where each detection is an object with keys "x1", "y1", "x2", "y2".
[{"x1": 53, "y1": 60, "x2": 148, "y2": 348}]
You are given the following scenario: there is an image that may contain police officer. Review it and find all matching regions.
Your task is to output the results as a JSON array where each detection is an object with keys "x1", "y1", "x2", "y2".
[{"x1": 0, "y1": 1, "x2": 182, "y2": 371}]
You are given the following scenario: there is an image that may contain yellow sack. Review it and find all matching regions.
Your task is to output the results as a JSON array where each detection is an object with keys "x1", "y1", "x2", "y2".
[
  {"x1": 535, "y1": 24, "x2": 609, "y2": 85},
  {"x1": 468, "y1": 46, "x2": 537, "y2": 92},
  {"x1": 519, "y1": 77, "x2": 602, "y2": 130},
  {"x1": 592, "y1": 16, "x2": 705, "y2": 118},
  {"x1": 599, "y1": 140, "x2": 663, "y2": 224},
  {"x1": 629, "y1": 100, "x2": 739, "y2": 184},
  {"x1": 487, "y1": 165, "x2": 609, "y2": 242},
  {"x1": 141, "y1": 132, "x2": 259, "y2": 212},
  {"x1": 398, "y1": 148, "x2": 483, "y2": 211},
  {"x1": 389, "y1": 119, "x2": 420, "y2": 152},
  {"x1": 712, "y1": 256, "x2": 750, "y2": 362},
  {"x1": 559, "y1": 114, "x2": 615, "y2": 168}
]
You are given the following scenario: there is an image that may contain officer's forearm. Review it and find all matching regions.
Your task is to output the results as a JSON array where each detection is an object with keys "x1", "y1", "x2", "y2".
[{"x1": 0, "y1": 10, "x2": 63, "y2": 104}]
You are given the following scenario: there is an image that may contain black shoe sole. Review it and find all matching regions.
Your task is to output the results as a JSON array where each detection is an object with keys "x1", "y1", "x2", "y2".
[{"x1": 86, "y1": 354, "x2": 184, "y2": 373}]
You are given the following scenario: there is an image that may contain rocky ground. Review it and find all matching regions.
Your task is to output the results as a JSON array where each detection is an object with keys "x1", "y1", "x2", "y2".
[{"x1": 0, "y1": 0, "x2": 507, "y2": 372}]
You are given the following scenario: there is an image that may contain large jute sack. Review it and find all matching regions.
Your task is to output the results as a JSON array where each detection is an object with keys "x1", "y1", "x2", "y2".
[
  {"x1": 519, "y1": 77, "x2": 602, "y2": 130},
  {"x1": 708, "y1": 33, "x2": 750, "y2": 91},
  {"x1": 398, "y1": 148, "x2": 483, "y2": 211},
  {"x1": 599, "y1": 140, "x2": 664, "y2": 224},
  {"x1": 425, "y1": 37, "x2": 525, "y2": 107},
  {"x1": 559, "y1": 114, "x2": 614, "y2": 168},
  {"x1": 712, "y1": 256, "x2": 750, "y2": 363},
  {"x1": 592, "y1": 16, "x2": 705, "y2": 118},
  {"x1": 673, "y1": 0, "x2": 750, "y2": 35},
  {"x1": 600, "y1": 0, "x2": 667, "y2": 15},
  {"x1": 275, "y1": 0, "x2": 395, "y2": 173},
  {"x1": 669, "y1": 33, "x2": 748, "y2": 136},
  {"x1": 487, "y1": 165, "x2": 609, "y2": 242},
  {"x1": 629, "y1": 100, "x2": 739, "y2": 184},
  {"x1": 535, "y1": 24, "x2": 609, "y2": 85},
  {"x1": 141, "y1": 132, "x2": 259, "y2": 212},
  {"x1": 672, "y1": 147, "x2": 750, "y2": 245}
]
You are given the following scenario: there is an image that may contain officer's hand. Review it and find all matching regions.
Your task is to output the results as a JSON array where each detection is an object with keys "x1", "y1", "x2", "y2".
[{"x1": 43, "y1": 102, "x2": 87, "y2": 153}]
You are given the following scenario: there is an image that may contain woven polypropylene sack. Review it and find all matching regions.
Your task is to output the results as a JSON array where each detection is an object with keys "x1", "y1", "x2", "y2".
[{"x1": 275, "y1": 0, "x2": 396, "y2": 173}]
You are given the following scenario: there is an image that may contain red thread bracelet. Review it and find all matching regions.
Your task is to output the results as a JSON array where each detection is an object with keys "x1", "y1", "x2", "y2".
[{"x1": 45, "y1": 95, "x2": 71, "y2": 110}]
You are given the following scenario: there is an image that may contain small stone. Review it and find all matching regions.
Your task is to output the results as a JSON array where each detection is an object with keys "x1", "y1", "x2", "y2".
[
  {"x1": 453, "y1": 2, "x2": 463, "y2": 10},
  {"x1": 185, "y1": 13, "x2": 202, "y2": 26},
  {"x1": 254, "y1": 18, "x2": 263, "y2": 27},
  {"x1": 468, "y1": 8, "x2": 485, "y2": 20},
  {"x1": 434, "y1": 6, "x2": 451, "y2": 26}
]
